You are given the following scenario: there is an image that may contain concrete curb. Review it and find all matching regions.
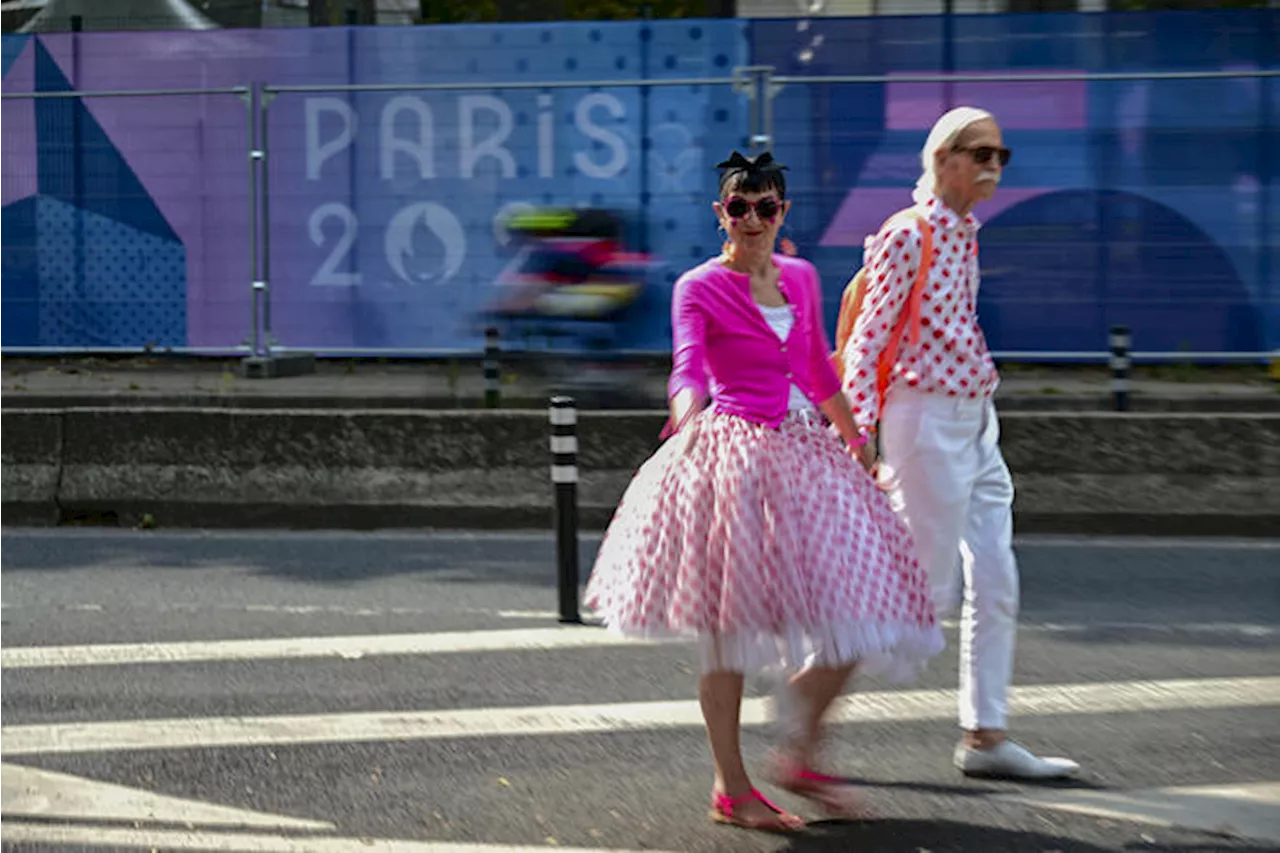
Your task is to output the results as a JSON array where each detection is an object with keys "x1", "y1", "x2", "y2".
[
  {"x1": 3, "y1": 407, "x2": 1278, "y2": 536},
  {"x1": 3, "y1": 392, "x2": 1278, "y2": 413}
]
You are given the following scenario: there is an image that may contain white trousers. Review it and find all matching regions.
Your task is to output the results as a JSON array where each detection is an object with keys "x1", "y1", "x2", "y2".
[{"x1": 877, "y1": 389, "x2": 1019, "y2": 731}]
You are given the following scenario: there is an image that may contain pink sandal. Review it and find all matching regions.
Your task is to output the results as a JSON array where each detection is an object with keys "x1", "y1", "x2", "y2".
[
  {"x1": 709, "y1": 787, "x2": 806, "y2": 832},
  {"x1": 769, "y1": 754, "x2": 874, "y2": 819}
]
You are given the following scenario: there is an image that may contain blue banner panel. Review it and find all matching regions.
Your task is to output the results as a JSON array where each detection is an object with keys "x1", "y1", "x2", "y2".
[{"x1": 753, "y1": 10, "x2": 1278, "y2": 355}]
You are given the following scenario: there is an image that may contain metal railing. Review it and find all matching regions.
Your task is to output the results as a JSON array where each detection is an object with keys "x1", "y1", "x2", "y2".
[
  {"x1": 752, "y1": 64, "x2": 1277, "y2": 364},
  {"x1": 2, "y1": 66, "x2": 1276, "y2": 364},
  {"x1": 250, "y1": 72, "x2": 754, "y2": 358},
  {"x1": 1, "y1": 84, "x2": 256, "y2": 356}
]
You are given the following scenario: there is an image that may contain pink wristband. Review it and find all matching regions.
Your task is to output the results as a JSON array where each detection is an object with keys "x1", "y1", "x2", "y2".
[{"x1": 847, "y1": 432, "x2": 869, "y2": 449}]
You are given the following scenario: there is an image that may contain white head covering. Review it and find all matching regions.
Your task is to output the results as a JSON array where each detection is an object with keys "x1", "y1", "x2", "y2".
[{"x1": 912, "y1": 106, "x2": 995, "y2": 205}]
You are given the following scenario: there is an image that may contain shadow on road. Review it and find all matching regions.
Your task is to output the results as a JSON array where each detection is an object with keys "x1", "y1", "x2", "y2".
[
  {"x1": 784, "y1": 818, "x2": 1112, "y2": 852},
  {"x1": 777, "y1": 818, "x2": 1271, "y2": 852},
  {"x1": 840, "y1": 773, "x2": 1108, "y2": 797}
]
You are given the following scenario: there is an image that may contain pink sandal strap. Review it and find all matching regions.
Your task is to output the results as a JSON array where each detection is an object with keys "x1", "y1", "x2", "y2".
[
  {"x1": 769, "y1": 753, "x2": 871, "y2": 818},
  {"x1": 710, "y1": 787, "x2": 804, "y2": 830},
  {"x1": 791, "y1": 767, "x2": 847, "y2": 786},
  {"x1": 771, "y1": 752, "x2": 847, "y2": 788},
  {"x1": 712, "y1": 787, "x2": 780, "y2": 816}
]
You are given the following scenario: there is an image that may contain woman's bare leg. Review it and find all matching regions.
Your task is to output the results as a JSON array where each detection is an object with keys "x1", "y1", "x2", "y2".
[
  {"x1": 700, "y1": 671, "x2": 751, "y2": 794},
  {"x1": 701, "y1": 670, "x2": 803, "y2": 829},
  {"x1": 786, "y1": 663, "x2": 856, "y2": 767}
]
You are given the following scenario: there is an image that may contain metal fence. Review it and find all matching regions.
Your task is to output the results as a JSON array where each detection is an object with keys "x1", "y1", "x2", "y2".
[
  {"x1": 1, "y1": 84, "x2": 255, "y2": 355},
  {"x1": 2, "y1": 13, "x2": 1278, "y2": 362},
  {"x1": 754, "y1": 67, "x2": 1280, "y2": 362},
  {"x1": 253, "y1": 74, "x2": 755, "y2": 356}
]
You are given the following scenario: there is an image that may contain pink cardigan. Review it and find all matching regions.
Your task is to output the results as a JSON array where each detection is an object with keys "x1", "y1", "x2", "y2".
[{"x1": 668, "y1": 254, "x2": 843, "y2": 429}]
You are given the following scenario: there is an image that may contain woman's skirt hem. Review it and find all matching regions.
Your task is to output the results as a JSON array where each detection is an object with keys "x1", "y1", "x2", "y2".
[{"x1": 598, "y1": 618, "x2": 945, "y2": 682}]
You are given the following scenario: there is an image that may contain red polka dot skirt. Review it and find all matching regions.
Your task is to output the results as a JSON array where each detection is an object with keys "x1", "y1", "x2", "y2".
[{"x1": 585, "y1": 409, "x2": 944, "y2": 680}]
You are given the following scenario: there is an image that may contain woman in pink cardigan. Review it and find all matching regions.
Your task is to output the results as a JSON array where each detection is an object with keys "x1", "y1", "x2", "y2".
[{"x1": 584, "y1": 151, "x2": 942, "y2": 833}]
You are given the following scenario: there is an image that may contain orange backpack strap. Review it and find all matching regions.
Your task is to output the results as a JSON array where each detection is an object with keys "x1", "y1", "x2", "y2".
[
  {"x1": 829, "y1": 269, "x2": 868, "y2": 382},
  {"x1": 831, "y1": 208, "x2": 934, "y2": 389},
  {"x1": 874, "y1": 211, "x2": 934, "y2": 406},
  {"x1": 891, "y1": 210, "x2": 934, "y2": 351}
]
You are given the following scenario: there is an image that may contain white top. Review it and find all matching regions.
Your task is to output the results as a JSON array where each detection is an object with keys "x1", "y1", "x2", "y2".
[{"x1": 756, "y1": 302, "x2": 815, "y2": 413}]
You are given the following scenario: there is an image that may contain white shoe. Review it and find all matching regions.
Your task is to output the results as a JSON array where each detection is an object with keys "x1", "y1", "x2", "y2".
[{"x1": 954, "y1": 740, "x2": 1080, "y2": 780}]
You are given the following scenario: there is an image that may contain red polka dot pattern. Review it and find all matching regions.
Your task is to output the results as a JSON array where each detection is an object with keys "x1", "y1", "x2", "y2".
[
  {"x1": 584, "y1": 410, "x2": 944, "y2": 679},
  {"x1": 843, "y1": 198, "x2": 1000, "y2": 432}
]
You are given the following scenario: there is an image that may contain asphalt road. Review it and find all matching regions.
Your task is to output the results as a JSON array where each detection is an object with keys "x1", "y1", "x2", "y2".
[{"x1": 2, "y1": 529, "x2": 1278, "y2": 853}]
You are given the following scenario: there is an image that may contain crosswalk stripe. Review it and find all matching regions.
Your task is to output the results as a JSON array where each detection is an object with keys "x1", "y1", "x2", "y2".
[
  {"x1": 0, "y1": 627, "x2": 633, "y2": 670},
  {"x1": 8, "y1": 621, "x2": 1275, "y2": 672},
  {"x1": 1002, "y1": 781, "x2": 1280, "y2": 845},
  {"x1": 0, "y1": 823, "x2": 677, "y2": 853},
  {"x1": 4, "y1": 675, "x2": 1275, "y2": 757},
  {"x1": 0, "y1": 763, "x2": 335, "y2": 831}
]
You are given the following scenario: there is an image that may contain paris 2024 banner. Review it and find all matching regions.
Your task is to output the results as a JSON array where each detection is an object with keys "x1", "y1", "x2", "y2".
[{"x1": 2, "y1": 11, "x2": 1276, "y2": 356}]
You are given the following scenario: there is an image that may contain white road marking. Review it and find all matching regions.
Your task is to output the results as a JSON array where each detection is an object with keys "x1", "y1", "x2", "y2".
[
  {"x1": 6, "y1": 618, "x2": 1274, "y2": 671},
  {"x1": 1011, "y1": 536, "x2": 1280, "y2": 550},
  {"x1": 494, "y1": 610, "x2": 593, "y2": 620},
  {"x1": 951, "y1": 620, "x2": 1277, "y2": 637},
  {"x1": 5, "y1": 527, "x2": 1277, "y2": 549},
  {"x1": 4, "y1": 676, "x2": 1276, "y2": 757},
  {"x1": 0, "y1": 627, "x2": 631, "y2": 670},
  {"x1": 0, "y1": 823, "x2": 677, "y2": 853},
  {"x1": 9, "y1": 599, "x2": 1278, "y2": 638},
  {"x1": 1004, "y1": 781, "x2": 1280, "y2": 844},
  {"x1": 0, "y1": 763, "x2": 333, "y2": 831}
]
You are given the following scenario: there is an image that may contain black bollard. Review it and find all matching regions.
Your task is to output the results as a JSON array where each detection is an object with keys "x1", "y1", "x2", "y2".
[
  {"x1": 484, "y1": 326, "x2": 501, "y2": 409},
  {"x1": 550, "y1": 396, "x2": 581, "y2": 624},
  {"x1": 1110, "y1": 324, "x2": 1131, "y2": 412}
]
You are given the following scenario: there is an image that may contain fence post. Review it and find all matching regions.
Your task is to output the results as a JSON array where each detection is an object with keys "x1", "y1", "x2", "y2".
[
  {"x1": 484, "y1": 326, "x2": 501, "y2": 408},
  {"x1": 1109, "y1": 324, "x2": 1131, "y2": 412},
  {"x1": 942, "y1": 0, "x2": 955, "y2": 110},
  {"x1": 550, "y1": 396, "x2": 582, "y2": 624},
  {"x1": 639, "y1": 4, "x2": 652, "y2": 254},
  {"x1": 259, "y1": 85, "x2": 277, "y2": 352},
  {"x1": 760, "y1": 66, "x2": 778, "y2": 153},
  {"x1": 239, "y1": 82, "x2": 315, "y2": 380},
  {"x1": 247, "y1": 81, "x2": 263, "y2": 358},
  {"x1": 736, "y1": 66, "x2": 775, "y2": 153},
  {"x1": 71, "y1": 15, "x2": 85, "y2": 328},
  {"x1": 734, "y1": 66, "x2": 761, "y2": 152}
]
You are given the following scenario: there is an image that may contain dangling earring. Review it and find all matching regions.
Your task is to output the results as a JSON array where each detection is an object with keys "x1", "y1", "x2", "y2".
[
  {"x1": 718, "y1": 223, "x2": 733, "y2": 260},
  {"x1": 779, "y1": 223, "x2": 797, "y2": 257}
]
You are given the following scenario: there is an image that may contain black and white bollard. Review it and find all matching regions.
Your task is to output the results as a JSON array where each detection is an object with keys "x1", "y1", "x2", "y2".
[
  {"x1": 550, "y1": 396, "x2": 582, "y2": 624},
  {"x1": 1109, "y1": 324, "x2": 1131, "y2": 412},
  {"x1": 484, "y1": 326, "x2": 501, "y2": 409}
]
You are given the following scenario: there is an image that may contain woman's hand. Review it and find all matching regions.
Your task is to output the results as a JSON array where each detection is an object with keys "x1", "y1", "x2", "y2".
[
  {"x1": 668, "y1": 388, "x2": 705, "y2": 454},
  {"x1": 817, "y1": 392, "x2": 878, "y2": 474},
  {"x1": 855, "y1": 439, "x2": 877, "y2": 473}
]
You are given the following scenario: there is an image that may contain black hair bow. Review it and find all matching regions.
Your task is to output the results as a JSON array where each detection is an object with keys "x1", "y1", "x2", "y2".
[{"x1": 715, "y1": 150, "x2": 788, "y2": 175}]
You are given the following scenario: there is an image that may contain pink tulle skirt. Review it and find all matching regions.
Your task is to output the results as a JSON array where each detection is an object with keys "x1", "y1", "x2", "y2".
[{"x1": 584, "y1": 408, "x2": 944, "y2": 679}]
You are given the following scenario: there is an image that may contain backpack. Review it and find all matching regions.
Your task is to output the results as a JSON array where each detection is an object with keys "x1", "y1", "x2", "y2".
[{"x1": 829, "y1": 208, "x2": 936, "y2": 422}]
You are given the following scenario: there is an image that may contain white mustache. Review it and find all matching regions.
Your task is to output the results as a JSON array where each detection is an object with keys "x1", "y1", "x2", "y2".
[{"x1": 977, "y1": 171, "x2": 1001, "y2": 184}]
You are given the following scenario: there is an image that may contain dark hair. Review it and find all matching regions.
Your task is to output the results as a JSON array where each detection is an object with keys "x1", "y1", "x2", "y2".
[{"x1": 716, "y1": 150, "x2": 788, "y2": 199}]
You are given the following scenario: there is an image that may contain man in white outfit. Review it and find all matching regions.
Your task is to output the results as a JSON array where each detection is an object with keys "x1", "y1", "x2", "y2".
[{"x1": 841, "y1": 107, "x2": 1079, "y2": 780}]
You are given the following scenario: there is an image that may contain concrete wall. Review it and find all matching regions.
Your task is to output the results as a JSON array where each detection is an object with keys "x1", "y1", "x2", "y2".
[{"x1": 4, "y1": 407, "x2": 1278, "y2": 535}]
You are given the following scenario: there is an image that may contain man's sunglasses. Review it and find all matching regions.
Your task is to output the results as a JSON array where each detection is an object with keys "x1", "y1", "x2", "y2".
[
  {"x1": 723, "y1": 196, "x2": 782, "y2": 221},
  {"x1": 954, "y1": 145, "x2": 1012, "y2": 167}
]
